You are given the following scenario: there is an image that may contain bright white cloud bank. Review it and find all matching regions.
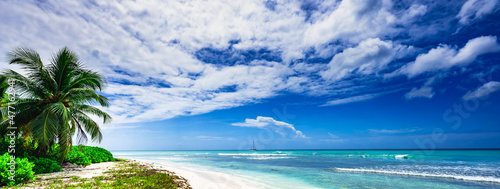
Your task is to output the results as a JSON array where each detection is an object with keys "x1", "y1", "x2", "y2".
[
  {"x1": 393, "y1": 36, "x2": 500, "y2": 78},
  {"x1": 0, "y1": 0, "x2": 499, "y2": 124},
  {"x1": 232, "y1": 116, "x2": 306, "y2": 138}
]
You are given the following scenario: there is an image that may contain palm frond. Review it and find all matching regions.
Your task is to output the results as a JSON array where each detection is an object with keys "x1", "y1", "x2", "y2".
[
  {"x1": 72, "y1": 111, "x2": 103, "y2": 143},
  {"x1": 49, "y1": 47, "x2": 84, "y2": 92},
  {"x1": 2, "y1": 70, "x2": 50, "y2": 98},
  {"x1": 30, "y1": 109, "x2": 59, "y2": 147},
  {"x1": 72, "y1": 104, "x2": 112, "y2": 123},
  {"x1": 62, "y1": 88, "x2": 110, "y2": 107},
  {"x1": 7, "y1": 47, "x2": 57, "y2": 92},
  {"x1": 65, "y1": 70, "x2": 106, "y2": 92}
]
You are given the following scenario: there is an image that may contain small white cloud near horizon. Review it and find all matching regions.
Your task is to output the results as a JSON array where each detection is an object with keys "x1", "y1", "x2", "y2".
[
  {"x1": 232, "y1": 116, "x2": 307, "y2": 138},
  {"x1": 457, "y1": 0, "x2": 498, "y2": 25},
  {"x1": 320, "y1": 132, "x2": 343, "y2": 142},
  {"x1": 463, "y1": 81, "x2": 500, "y2": 100},
  {"x1": 328, "y1": 132, "x2": 340, "y2": 139},
  {"x1": 369, "y1": 128, "x2": 421, "y2": 134}
]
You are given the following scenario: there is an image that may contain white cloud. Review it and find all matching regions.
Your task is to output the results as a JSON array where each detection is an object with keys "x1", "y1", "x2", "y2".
[
  {"x1": 328, "y1": 132, "x2": 340, "y2": 139},
  {"x1": 321, "y1": 38, "x2": 408, "y2": 81},
  {"x1": 369, "y1": 128, "x2": 420, "y2": 134},
  {"x1": 405, "y1": 87, "x2": 434, "y2": 99},
  {"x1": 322, "y1": 93, "x2": 379, "y2": 106},
  {"x1": 394, "y1": 36, "x2": 500, "y2": 78},
  {"x1": 304, "y1": 0, "x2": 397, "y2": 45},
  {"x1": 463, "y1": 81, "x2": 500, "y2": 100},
  {"x1": 0, "y1": 0, "x2": 491, "y2": 126},
  {"x1": 320, "y1": 132, "x2": 343, "y2": 142},
  {"x1": 232, "y1": 116, "x2": 307, "y2": 138},
  {"x1": 457, "y1": 0, "x2": 498, "y2": 25}
]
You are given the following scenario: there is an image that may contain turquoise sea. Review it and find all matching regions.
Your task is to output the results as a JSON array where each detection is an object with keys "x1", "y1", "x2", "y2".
[{"x1": 112, "y1": 150, "x2": 500, "y2": 188}]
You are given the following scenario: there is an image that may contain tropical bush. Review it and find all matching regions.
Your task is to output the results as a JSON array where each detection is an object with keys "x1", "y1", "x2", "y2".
[
  {"x1": 67, "y1": 145, "x2": 114, "y2": 165},
  {"x1": 32, "y1": 157, "x2": 62, "y2": 174},
  {"x1": 0, "y1": 153, "x2": 35, "y2": 186},
  {"x1": 67, "y1": 150, "x2": 91, "y2": 166}
]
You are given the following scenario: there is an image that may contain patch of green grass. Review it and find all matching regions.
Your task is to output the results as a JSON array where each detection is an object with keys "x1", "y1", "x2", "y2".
[{"x1": 8, "y1": 161, "x2": 188, "y2": 189}]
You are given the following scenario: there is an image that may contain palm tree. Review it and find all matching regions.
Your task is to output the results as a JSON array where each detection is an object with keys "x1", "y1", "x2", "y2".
[{"x1": 0, "y1": 47, "x2": 111, "y2": 160}]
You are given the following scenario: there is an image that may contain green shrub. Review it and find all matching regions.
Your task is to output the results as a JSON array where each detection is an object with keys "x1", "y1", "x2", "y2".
[
  {"x1": 68, "y1": 145, "x2": 114, "y2": 165},
  {"x1": 67, "y1": 150, "x2": 91, "y2": 166},
  {"x1": 0, "y1": 153, "x2": 35, "y2": 186},
  {"x1": 32, "y1": 157, "x2": 62, "y2": 174}
]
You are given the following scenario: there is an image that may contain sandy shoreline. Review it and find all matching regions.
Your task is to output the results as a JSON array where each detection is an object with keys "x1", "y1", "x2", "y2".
[{"x1": 142, "y1": 160, "x2": 274, "y2": 189}]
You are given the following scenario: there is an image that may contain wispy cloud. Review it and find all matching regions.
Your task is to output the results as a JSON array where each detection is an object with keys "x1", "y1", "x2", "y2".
[
  {"x1": 232, "y1": 116, "x2": 307, "y2": 138},
  {"x1": 322, "y1": 93, "x2": 379, "y2": 106},
  {"x1": 320, "y1": 132, "x2": 344, "y2": 142},
  {"x1": 368, "y1": 128, "x2": 421, "y2": 134},
  {"x1": 463, "y1": 81, "x2": 500, "y2": 100},
  {"x1": 405, "y1": 86, "x2": 434, "y2": 99},
  {"x1": 457, "y1": 0, "x2": 499, "y2": 25}
]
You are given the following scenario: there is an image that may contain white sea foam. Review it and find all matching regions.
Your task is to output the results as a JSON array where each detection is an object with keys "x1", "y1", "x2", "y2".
[
  {"x1": 395, "y1": 154, "x2": 409, "y2": 159},
  {"x1": 335, "y1": 168, "x2": 500, "y2": 183}
]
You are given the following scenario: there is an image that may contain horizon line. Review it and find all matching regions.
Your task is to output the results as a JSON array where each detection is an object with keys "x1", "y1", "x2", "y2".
[{"x1": 108, "y1": 148, "x2": 500, "y2": 151}]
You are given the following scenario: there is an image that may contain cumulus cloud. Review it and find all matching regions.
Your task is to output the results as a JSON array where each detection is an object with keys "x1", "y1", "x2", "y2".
[
  {"x1": 463, "y1": 81, "x2": 500, "y2": 100},
  {"x1": 1, "y1": 0, "x2": 496, "y2": 125},
  {"x1": 321, "y1": 38, "x2": 409, "y2": 81},
  {"x1": 394, "y1": 36, "x2": 500, "y2": 78},
  {"x1": 457, "y1": 0, "x2": 498, "y2": 25},
  {"x1": 232, "y1": 116, "x2": 307, "y2": 138},
  {"x1": 304, "y1": 0, "x2": 397, "y2": 45}
]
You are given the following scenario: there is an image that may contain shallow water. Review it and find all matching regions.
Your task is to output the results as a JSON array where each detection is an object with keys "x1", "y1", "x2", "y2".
[{"x1": 112, "y1": 150, "x2": 500, "y2": 188}]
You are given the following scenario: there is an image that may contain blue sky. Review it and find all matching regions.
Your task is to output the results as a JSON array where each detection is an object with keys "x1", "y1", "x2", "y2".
[{"x1": 1, "y1": 0, "x2": 500, "y2": 150}]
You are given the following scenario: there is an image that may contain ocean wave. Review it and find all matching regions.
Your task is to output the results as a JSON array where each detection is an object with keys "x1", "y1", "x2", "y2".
[
  {"x1": 334, "y1": 168, "x2": 500, "y2": 183},
  {"x1": 395, "y1": 154, "x2": 409, "y2": 159}
]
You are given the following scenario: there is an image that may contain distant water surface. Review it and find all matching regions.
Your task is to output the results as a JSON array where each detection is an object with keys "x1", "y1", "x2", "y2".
[{"x1": 113, "y1": 150, "x2": 500, "y2": 188}]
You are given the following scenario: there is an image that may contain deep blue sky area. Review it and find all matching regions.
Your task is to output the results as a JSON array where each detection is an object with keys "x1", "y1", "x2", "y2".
[{"x1": 1, "y1": 0, "x2": 500, "y2": 150}]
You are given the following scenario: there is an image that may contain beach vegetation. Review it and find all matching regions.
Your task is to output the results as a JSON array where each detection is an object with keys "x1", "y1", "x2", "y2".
[
  {"x1": 31, "y1": 157, "x2": 62, "y2": 174},
  {"x1": 0, "y1": 47, "x2": 111, "y2": 161},
  {"x1": 0, "y1": 153, "x2": 35, "y2": 186},
  {"x1": 0, "y1": 47, "x2": 115, "y2": 187},
  {"x1": 9, "y1": 160, "x2": 188, "y2": 189}
]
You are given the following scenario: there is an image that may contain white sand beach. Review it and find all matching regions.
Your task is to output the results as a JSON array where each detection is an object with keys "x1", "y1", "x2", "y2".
[{"x1": 145, "y1": 161, "x2": 274, "y2": 189}]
